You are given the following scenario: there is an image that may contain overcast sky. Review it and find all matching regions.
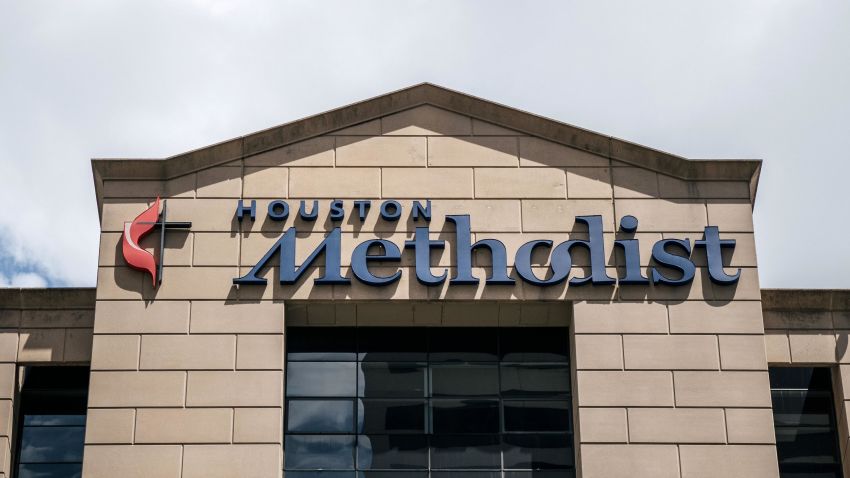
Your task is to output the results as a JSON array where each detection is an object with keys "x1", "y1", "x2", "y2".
[{"x1": 1, "y1": 0, "x2": 848, "y2": 289}]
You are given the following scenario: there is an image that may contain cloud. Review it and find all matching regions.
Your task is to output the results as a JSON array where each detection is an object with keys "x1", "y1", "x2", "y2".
[
  {"x1": 0, "y1": 272, "x2": 49, "y2": 288},
  {"x1": 1, "y1": 0, "x2": 849, "y2": 288}
]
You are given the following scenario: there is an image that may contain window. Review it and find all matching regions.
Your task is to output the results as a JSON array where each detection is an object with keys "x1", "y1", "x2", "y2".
[
  {"x1": 14, "y1": 366, "x2": 89, "y2": 478},
  {"x1": 770, "y1": 367, "x2": 841, "y2": 478},
  {"x1": 284, "y1": 327, "x2": 574, "y2": 478}
]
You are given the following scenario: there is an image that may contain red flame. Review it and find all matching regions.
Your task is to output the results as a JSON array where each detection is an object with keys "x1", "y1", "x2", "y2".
[{"x1": 122, "y1": 197, "x2": 160, "y2": 287}]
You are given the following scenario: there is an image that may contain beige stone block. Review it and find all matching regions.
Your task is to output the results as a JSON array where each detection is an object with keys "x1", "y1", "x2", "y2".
[
  {"x1": 182, "y1": 444, "x2": 280, "y2": 478},
  {"x1": 706, "y1": 200, "x2": 754, "y2": 232},
  {"x1": 102, "y1": 175, "x2": 196, "y2": 199},
  {"x1": 243, "y1": 167, "x2": 288, "y2": 198},
  {"x1": 382, "y1": 168, "x2": 473, "y2": 198},
  {"x1": 142, "y1": 267, "x2": 238, "y2": 300},
  {"x1": 675, "y1": 371, "x2": 772, "y2": 407},
  {"x1": 0, "y1": 399, "x2": 12, "y2": 436},
  {"x1": 191, "y1": 301, "x2": 283, "y2": 334},
  {"x1": 334, "y1": 267, "x2": 429, "y2": 301},
  {"x1": 519, "y1": 137, "x2": 609, "y2": 167},
  {"x1": 575, "y1": 335, "x2": 623, "y2": 370},
  {"x1": 193, "y1": 233, "x2": 239, "y2": 266},
  {"x1": 629, "y1": 408, "x2": 726, "y2": 443},
  {"x1": 788, "y1": 330, "x2": 837, "y2": 363},
  {"x1": 329, "y1": 120, "x2": 381, "y2": 135},
  {"x1": 96, "y1": 267, "x2": 143, "y2": 300},
  {"x1": 711, "y1": 267, "x2": 761, "y2": 302},
  {"x1": 0, "y1": 365, "x2": 14, "y2": 399},
  {"x1": 135, "y1": 408, "x2": 233, "y2": 444},
  {"x1": 624, "y1": 335, "x2": 719, "y2": 370},
  {"x1": 566, "y1": 167, "x2": 612, "y2": 198},
  {"x1": 668, "y1": 300, "x2": 764, "y2": 334},
  {"x1": 88, "y1": 371, "x2": 186, "y2": 407},
  {"x1": 719, "y1": 335, "x2": 768, "y2": 370},
  {"x1": 581, "y1": 444, "x2": 680, "y2": 478},
  {"x1": 237, "y1": 335, "x2": 284, "y2": 370},
  {"x1": 20, "y1": 308, "x2": 95, "y2": 329},
  {"x1": 573, "y1": 301, "x2": 668, "y2": 334},
  {"x1": 289, "y1": 167, "x2": 380, "y2": 197},
  {"x1": 679, "y1": 445, "x2": 779, "y2": 478},
  {"x1": 381, "y1": 105, "x2": 471, "y2": 135},
  {"x1": 840, "y1": 365, "x2": 850, "y2": 398},
  {"x1": 18, "y1": 329, "x2": 64, "y2": 362},
  {"x1": 244, "y1": 137, "x2": 334, "y2": 167},
  {"x1": 0, "y1": 333, "x2": 17, "y2": 363},
  {"x1": 577, "y1": 371, "x2": 673, "y2": 406},
  {"x1": 521, "y1": 199, "x2": 615, "y2": 232},
  {"x1": 613, "y1": 167, "x2": 659, "y2": 198},
  {"x1": 0, "y1": 311, "x2": 20, "y2": 329},
  {"x1": 236, "y1": 265, "x2": 334, "y2": 302},
  {"x1": 615, "y1": 199, "x2": 706, "y2": 232},
  {"x1": 196, "y1": 166, "x2": 242, "y2": 198},
  {"x1": 140, "y1": 335, "x2": 236, "y2": 370},
  {"x1": 441, "y1": 302, "x2": 499, "y2": 326},
  {"x1": 578, "y1": 407, "x2": 628, "y2": 443},
  {"x1": 94, "y1": 300, "x2": 190, "y2": 334},
  {"x1": 414, "y1": 302, "x2": 443, "y2": 325},
  {"x1": 763, "y1": 309, "x2": 832, "y2": 330},
  {"x1": 82, "y1": 445, "x2": 182, "y2": 478},
  {"x1": 336, "y1": 136, "x2": 426, "y2": 167},
  {"x1": 475, "y1": 168, "x2": 565, "y2": 198},
  {"x1": 99, "y1": 230, "x2": 191, "y2": 267},
  {"x1": 725, "y1": 408, "x2": 776, "y2": 444},
  {"x1": 233, "y1": 408, "x2": 282, "y2": 443},
  {"x1": 471, "y1": 119, "x2": 521, "y2": 135},
  {"x1": 85, "y1": 409, "x2": 135, "y2": 444},
  {"x1": 100, "y1": 199, "x2": 151, "y2": 232},
  {"x1": 163, "y1": 199, "x2": 241, "y2": 232},
  {"x1": 764, "y1": 332, "x2": 791, "y2": 364},
  {"x1": 63, "y1": 328, "x2": 93, "y2": 362},
  {"x1": 187, "y1": 371, "x2": 282, "y2": 406},
  {"x1": 658, "y1": 176, "x2": 750, "y2": 199},
  {"x1": 428, "y1": 136, "x2": 518, "y2": 167}
]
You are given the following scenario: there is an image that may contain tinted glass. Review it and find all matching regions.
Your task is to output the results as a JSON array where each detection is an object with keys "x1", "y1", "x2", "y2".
[
  {"x1": 770, "y1": 367, "x2": 841, "y2": 478},
  {"x1": 359, "y1": 363, "x2": 426, "y2": 398},
  {"x1": 18, "y1": 464, "x2": 83, "y2": 478},
  {"x1": 288, "y1": 362, "x2": 357, "y2": 397},
  {"x1": 285, "y1": 326, "x2": 574, "y2": 475},
  {"x1": 287, "y1": 400, "x2": 355, "y2": 433},
  {"x1": 19, "y1": 427, "x2": 85, "y2": 463},
  {"x1": 431, "y1": 364, "x2": 499, "y2": 397}
]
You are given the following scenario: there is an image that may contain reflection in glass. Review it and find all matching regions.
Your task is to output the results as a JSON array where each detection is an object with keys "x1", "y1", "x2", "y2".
[
  {"x1": 359, "y1": 400, "x2": 427, "y2": 434},
  {"x1": 359, "y1": 363, "x2": 426, "y2": 398},
  {"x1": 286, "y1": 472, "x2": 356, "y2": 478},
  {"x1": 504, "y1": 401, "x2": 571, "y2": 432},
  {"x1": 287, "y1": 400, "x2": 354, "y2": 433},
  {"x1": 431, "y1": 364, "x2": 498, "y2": 397},
  {"x1": 501, "y1": 365, "x2": 571, "y2": 397},
  {"x1": 430, "y1": 435, "x2": 501, "y2": 469},
  {"x1": 357, "y1": 435, "x2": 428, "y2": 470},
  {"x1": 429, "y1": 328, "x2": 498, "y2": 362},
  {"x1": 20, "y1": 426, "x2": 85, "y2": 463},
  {"x1": 503, "y1": 434, "x2": 574, "y2": 469},
  {"x1": 23, "y1": 415, "x2": 86, "y2": 426},
  {"x1": 500, "y1": 328, "x2": 569, "y2": 363},
  {"x1": 288, "y1": 362, "x2": 357, "y2": 397},
  {"x1": 285, "y1": 435, "x2": 356, "y2": 470},
  {"x1": 18, "y1": 463, "x2": 84, "y2": 478},
  {"x1": 432, "y1": 400, "x2": 499, "y2": 434},
  {"x1": 358, "y1": 328, "x2": 427, "y2": 362},
  {"x1": 287, "y1": 327, "x2": 357, "y2": 361}
]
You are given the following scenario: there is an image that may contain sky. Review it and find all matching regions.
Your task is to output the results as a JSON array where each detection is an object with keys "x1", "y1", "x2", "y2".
[{"x1": 1, "y1": 0, "x2": 848, "y2": 289}]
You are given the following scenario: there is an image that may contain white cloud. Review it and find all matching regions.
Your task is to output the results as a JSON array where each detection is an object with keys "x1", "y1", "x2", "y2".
[
  {"x1": 0, "y1": 272, "x2": 49, "y2": 288},
  {"x1": 1, "y1": 0, "x2": 849, "y2": 288}
]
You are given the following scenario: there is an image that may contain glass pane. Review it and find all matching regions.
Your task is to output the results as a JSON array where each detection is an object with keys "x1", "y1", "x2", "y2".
[
  {"x1": 503, "y1": 434, "x2": 574, "y2": 469},
  {"x1": 771, "y1": 391, "x2": 833, "y2": 427},
  {"x1": 358, "y1": 472, "x2": 428, "y2": 478},
  {"x1": 286, "y1": 472, "x2": 356, "y2": 478},
  {"x1": 431, "y1": 364, "x2": 499, "y2": 397},
  {"x1": 504, "y1": 401, "x2": 571, "y2": 432},
  {"x1": 500, "y1": 328, "x2": 569, "y2": 362},
  {"x1": 359, "y1": 400, "x2": 427, "y2": 434},
  {"x1": 23, "y1": 415, "x2": 87, "y2": 426},
  {"x1": 287, "y1": 327, "x2": 357, "y2": 361},
  {"x1": 501, "y1": 365, "x2": 570, "y2": 397},
  {"x1": 357, "y1": 435, "x2": 428, "y2": 470},
  {"x1": 432, "y1": 400, "x2": 499, "y2": 434},
  {"x1": 769, "y1": 367, "x2": 832, "y2": 391},
  {"x1": 19, "y1": 426, "x2": 85, "y2": 463},
  {"x1": 430, "y1": 473, "x2": 501, "y2": 478},
  {"x1": 288, "y1": 362, "x2": 357, "y2": 397},
  {"x1": 775, "y1": 428, "x2": 841, "y2": 465},
  {"x1": 504, "y1": 471, "x2": 576, "y2": 478},
  {"x1": 359, "y1": 363, "x2": 426, "y2": 398},
  {"x1": 429, "y1": 328, "x2": 498, "y2": 362},
  {"x1": 285, "y1": 435, "x2": 355, "y2": 470},
  {"x1": 287, "y1": 400, "x2": 355, "y2": 433},
  {"x1": 18, "y1": 463, "x2": 83, "y2": 478},
  {"x1": 430, "y1": 434, "x2": 501, "y2": 469},
  {"x1": 358, "y1": 328, "x2": 427, "y2": 362}
]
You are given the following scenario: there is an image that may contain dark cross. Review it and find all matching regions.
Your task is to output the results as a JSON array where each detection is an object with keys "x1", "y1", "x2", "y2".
[{"x1": 139, "y1": 199, "x2": 192, "y2": 286}]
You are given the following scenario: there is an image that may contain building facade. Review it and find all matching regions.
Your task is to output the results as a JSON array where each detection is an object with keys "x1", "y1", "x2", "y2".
[{"x1": 0, "y1": 84, "x2": 847, "y2": 477}]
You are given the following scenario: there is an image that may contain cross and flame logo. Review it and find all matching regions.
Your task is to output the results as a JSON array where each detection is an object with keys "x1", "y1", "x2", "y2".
[{"x1": 122, "y1": 198, "x2": 191, "y2": 287}]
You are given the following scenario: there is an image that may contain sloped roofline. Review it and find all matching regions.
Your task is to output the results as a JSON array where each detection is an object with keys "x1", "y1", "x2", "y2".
[{"x1": 91, "y1": 83, "x2": 762, "y2": 210}]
